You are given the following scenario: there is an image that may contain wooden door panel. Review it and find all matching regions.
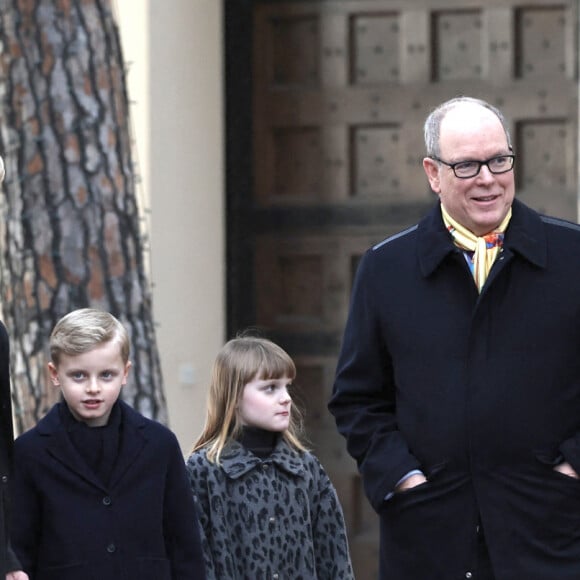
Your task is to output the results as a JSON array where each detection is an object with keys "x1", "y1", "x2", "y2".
[
  {"x1": 516, "y1": 6, "x2": 571, "y2": 78},
  {"x1": 351, "y1": 12, "x2": 401, "y2": 85},
  {"x1": 248, "y1": 2, "x2": 578, "y2": 577},
  {"x1": 434, "y1": 9, "x2": 485, "y2": 80}
]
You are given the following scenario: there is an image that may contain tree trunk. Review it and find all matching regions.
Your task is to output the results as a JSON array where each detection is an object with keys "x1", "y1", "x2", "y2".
[{"x1": 0, "y1": 0, "x2": 167, "y2": 432}]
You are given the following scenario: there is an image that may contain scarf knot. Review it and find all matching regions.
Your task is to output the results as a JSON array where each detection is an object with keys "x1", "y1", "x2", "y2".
[{"x1": 441, "y1": 206, "x2": 511, "y2": 292}]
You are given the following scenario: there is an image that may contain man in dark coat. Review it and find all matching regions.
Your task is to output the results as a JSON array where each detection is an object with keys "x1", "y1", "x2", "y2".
[
  {"x1": 0, "y1": 156, "x2": 28, "y2": 580},
  {"x1": 1, "y1": 323, "x2": 28, "y2": 580},
  {"x1": 329, "y1": 96, "x2": 580, "y2": 579}
]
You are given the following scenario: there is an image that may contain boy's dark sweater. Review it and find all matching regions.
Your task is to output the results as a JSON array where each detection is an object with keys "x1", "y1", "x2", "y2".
[{"x1": 59, "y1": 401, "x2": 122, "y2": 486}]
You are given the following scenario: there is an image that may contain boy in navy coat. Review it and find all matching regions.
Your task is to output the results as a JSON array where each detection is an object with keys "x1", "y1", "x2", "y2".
[{"x1": 11, "y1": 308, "x2": 206, "y2": 580}]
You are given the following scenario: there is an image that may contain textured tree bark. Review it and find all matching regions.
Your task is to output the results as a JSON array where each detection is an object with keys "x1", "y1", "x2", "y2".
[{"x1": 0, "y1": 0, "x2": 167, "y2": 432}]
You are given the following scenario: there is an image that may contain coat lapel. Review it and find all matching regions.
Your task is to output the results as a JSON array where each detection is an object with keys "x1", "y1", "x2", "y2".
[
  {"x1": 416, "y1": 203, "x2": 459, "y2": 278},
  {"x1": 40, "y1": 406, "x2": 107, "y2": 490},
  {"x1": 39, "y1": 401, "x2": 148, "y2": 491},
  {"x1": 417, "y1": 199, "x2": 548, "y2": 281},
  {"x1": 108, "y1": 401, "x2": 147, "y2": 489}
]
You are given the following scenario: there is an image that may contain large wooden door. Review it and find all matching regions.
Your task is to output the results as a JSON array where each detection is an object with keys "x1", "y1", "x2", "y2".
[{"x1": 227, "y1": 1, "x2": 578, "y2": 577}]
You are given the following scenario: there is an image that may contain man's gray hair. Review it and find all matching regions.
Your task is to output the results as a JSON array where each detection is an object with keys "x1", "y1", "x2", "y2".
[{"x1": 424, "y1": 96, "x2": 513, "y2": 157}]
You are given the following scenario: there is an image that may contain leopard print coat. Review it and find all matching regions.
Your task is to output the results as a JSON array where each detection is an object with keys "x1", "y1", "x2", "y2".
[{"x1": 186, "y1": 439, "x2": 354, "y2": 580}]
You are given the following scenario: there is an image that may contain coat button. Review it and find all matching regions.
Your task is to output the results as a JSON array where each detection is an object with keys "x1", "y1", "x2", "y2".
[
  {"x1": 106, "y1": 543, "x2": 116, "y2": 553},
  {"x1": 465, "y1": 573, "x2": 472, "y2": 579},
  {"x1": 102, "y1": 496, "x2": 112, "y2": 506},
  {"x1": 1, "y1": 475, "x2": 7, "y2": 483},
  {"x1": 272, "y1": 574, "x2": 279, "y2": 579}
]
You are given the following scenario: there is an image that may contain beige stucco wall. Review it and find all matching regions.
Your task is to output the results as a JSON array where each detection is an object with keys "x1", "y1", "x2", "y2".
[{"x1": 115, "y1": 0, "x2": 224, "y2": 451}]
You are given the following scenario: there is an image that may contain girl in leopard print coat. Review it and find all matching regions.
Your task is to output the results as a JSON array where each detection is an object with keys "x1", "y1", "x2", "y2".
[{"x1": 187, "y1": 336, "x2": 354, "y2": 580}]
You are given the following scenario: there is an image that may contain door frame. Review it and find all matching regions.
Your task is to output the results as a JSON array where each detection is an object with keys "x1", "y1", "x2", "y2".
[{"x1": 224, "y1": 0, "x2": 256, "y2": 337}]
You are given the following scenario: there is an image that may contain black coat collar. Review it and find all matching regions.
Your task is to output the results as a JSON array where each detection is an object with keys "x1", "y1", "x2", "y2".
[
  {"x1": 417, "y1": 198, "x2": 547, "y2": 278},
  {"x1": 36, "y1": 400, "x2": 147, "y2": 491}
]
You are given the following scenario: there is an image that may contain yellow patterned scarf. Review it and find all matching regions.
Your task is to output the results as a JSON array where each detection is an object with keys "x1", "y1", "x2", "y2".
[{"x1": 441, "y1": 205, "x2": 512, "y2": 292}]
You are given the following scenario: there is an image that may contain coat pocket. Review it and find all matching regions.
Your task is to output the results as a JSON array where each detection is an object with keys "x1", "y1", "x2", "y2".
[
  {"x1": 136, "y1": 556, "x2": 172, "y2": 579},
  {"x1": 387, "y1": 460, "x2": 449, "y2": 501},
  {"x1": 37, "y1": 562, "x2": 89, "y2": 580}
]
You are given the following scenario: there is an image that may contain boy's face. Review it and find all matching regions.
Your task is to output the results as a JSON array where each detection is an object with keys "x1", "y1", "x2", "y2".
[{"x1": 48, "y1": 340, "x2": 131, "y2": 427}]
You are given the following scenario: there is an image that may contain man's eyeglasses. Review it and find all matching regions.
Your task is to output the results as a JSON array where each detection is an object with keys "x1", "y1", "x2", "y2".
[{"x1": 430, "y1": 154, "x2": 516, "y2": 179}]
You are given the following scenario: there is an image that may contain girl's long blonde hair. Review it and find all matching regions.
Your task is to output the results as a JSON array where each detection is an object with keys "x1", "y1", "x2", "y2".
[{"x1": 191, "y1": 336, "x2": 307, "y2": 463}]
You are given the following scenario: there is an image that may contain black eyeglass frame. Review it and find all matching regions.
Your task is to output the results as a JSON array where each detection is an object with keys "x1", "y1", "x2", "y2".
[{"x1": 430, "y1": 154, "x2": 516, "y2": 179}]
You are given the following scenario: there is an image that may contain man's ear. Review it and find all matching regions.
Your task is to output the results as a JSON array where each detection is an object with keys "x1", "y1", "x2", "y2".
[
  {"x1": 423, "y1": 157, "x2": 441, "y2": 194},
  {"x1": 47, "y1": 362, "x2": 60, "y2": 386}
]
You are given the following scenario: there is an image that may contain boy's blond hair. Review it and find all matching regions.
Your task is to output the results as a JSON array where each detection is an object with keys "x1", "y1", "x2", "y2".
[{"x1": 50, "y1": 308, "x2": 130, "y2": 365}]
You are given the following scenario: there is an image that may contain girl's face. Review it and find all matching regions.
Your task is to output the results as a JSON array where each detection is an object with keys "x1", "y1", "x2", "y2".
[{"x1": 238, "y1": 375, "x2": 292, "y2": 432}]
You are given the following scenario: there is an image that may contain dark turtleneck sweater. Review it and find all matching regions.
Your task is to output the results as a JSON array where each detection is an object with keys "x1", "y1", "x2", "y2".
[
  {"x1": 238, "y1": 425, "x2": 280, "y2": 459},
  {"x1": 59, "y1": 400, "x2": 122, "y2": 486}
]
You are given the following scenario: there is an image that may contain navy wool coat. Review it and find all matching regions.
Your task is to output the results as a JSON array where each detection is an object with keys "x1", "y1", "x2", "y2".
[
  {"x1": 329, "y1": 199, "x2": 580, "y2": 579},
  {"x1": 0, "y1": 321, "x2": 21, "y2": 575},
  {"x1": 12, "y1": 400, "x2": 205, "y2": 580}
]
